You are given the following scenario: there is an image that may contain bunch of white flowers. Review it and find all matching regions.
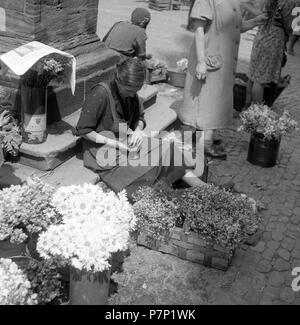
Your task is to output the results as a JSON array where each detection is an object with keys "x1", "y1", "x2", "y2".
[
  {"x1": 0, "y1": 176, "x2": 60, "y2": 244},
  {"x1": 176, "y1": 58, "x2": 188, "y2": 72},
  {"x1": 238, "y1": 104, "x2": 298, "y2": 140},
  {"x1": 37, "y1": 184, "x2": 136, "y2": 273},
  {"x1": 0, "y1": 259, "x2": 37, "y2": 305}
]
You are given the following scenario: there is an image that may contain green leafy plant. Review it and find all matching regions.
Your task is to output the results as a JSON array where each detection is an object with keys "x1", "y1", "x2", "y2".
[
  {"x1": 0, "y1": 176, "x2": 61, "y2": 244},
  {"x1": 176, "y1": 185, "x2": 260, "y2": 251},
  {"x1": 0, "y1": 108, "x2": 22, "y2": 159},
  {"x1": 238, "y1": 104, "x2": 298, "y2": 140},
  {"x1": 24, "y1": 259, "x2": 64, "y2": 305},
  {"x1": 132, "y1": 182, "x2": 183, "y2": 244}
]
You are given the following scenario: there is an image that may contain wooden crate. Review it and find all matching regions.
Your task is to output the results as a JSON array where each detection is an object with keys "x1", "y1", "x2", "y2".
[
  {"x1": 137, "y1": 226, "x2": 234, "y2": 271},
  {"x1": 149, "y1": 0, "x2": 181, "y2": 11}
]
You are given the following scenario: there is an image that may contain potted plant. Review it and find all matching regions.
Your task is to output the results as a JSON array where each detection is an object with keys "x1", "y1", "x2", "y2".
[
  {"x1": 238, "y1": 104, "x2": 298, "y2": 167},
  {"x1": 167, "y1": 58, "x2": 188, "y2": 88},
  {"x1": 37, "y1": 184, "x2": 136, "y2": 305},
  {"x1": 20, "y1": 54, "x2": 72, "y2": 144},
  {"x1": 0, "y1": 258, "x2": 37, "y2": 305},
  {"x1": 0, "y1": 176, "x2": 60, "y2": 259}
]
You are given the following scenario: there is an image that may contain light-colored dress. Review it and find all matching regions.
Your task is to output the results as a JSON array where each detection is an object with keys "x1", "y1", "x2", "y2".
[{"x1": 179, "y1": 0, "x2": 242, "y2": 130}]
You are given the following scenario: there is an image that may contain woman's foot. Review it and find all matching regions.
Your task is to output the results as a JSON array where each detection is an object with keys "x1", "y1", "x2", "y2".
[{"x1": 204, "y1": 145, "x2": 227, "y2": 160}]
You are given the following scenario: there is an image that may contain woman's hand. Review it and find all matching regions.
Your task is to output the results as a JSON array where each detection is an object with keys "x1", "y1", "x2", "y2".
[
  {"x1": 196, "y1": 62, "x2": 207, "y2": 81},
  {"x1": 128, "y1": 129, "x2": 146, "y2": 149},
  {"x1": 254, "y1": 13, "x2": 269, "y2": 26},
  {"x1": 106, "y1": 138, "x2": 130, "y2": 152}
]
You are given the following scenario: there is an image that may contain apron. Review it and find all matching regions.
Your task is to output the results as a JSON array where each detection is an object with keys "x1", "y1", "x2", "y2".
[{"x1": 95, "y1": 83, "x2": 168, "y2": 192}]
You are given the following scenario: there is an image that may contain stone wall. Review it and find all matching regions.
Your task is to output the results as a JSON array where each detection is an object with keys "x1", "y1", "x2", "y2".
[{"x1": 0, "y1": 0, "x2": 100, "y2": 55}]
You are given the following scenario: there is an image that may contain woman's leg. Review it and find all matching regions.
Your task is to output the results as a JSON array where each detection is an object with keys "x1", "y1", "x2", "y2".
[
  {"x1": 252, "y1": 81, "x2": 264, "y2": 104},
  {"x1": 287, "y1": 35, "x2": 299, "y2": 55},
  {"x1": 204, "y1": 129, "x2": 227, "y2": 159},
  {"x1": 182, "y1": 170, "x2": 207, "y2": 187},
  {"x1": 245, "y1": 79, "x2": 253, "y2": 108}
]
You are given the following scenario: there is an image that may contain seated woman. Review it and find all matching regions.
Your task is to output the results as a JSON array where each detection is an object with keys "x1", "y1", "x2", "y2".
[{"x1": 75, "y1": 58, "x2": 205, "y2": 199}]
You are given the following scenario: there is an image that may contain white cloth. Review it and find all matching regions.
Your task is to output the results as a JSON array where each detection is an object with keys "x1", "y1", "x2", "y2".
[{"x1": 0, "y1": 41, "x2": 76, "y2": 94}]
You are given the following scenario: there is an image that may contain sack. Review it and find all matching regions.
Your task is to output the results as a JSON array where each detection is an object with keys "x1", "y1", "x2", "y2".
[{"x1": 205, "y1": 54, "x2": 223, "y2": 71}]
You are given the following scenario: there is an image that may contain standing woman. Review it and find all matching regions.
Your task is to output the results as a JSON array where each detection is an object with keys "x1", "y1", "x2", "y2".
[
  {"x1": 179, "y1": 0, "x2": 267, "y2": 159},
  {"x1": 247, "y1": 0, "x2": 297, "y2": 104}
]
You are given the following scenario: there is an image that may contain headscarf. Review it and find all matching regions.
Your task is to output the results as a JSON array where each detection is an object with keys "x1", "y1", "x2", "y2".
[{"x1": 131, "y1": 8, "x2": 151, "y2": 26}]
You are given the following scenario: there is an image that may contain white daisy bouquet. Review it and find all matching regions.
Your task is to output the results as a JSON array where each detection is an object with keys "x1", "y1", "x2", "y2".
[
  {"x1": 37, "y1": 184, "x2": 136, "y2": 273},
  {"x1": 0, "y1": 258, "x2": 37, "y2": 305}
]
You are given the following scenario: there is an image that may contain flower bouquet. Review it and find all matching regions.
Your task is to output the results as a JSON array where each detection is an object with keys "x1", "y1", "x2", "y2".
[
  {"x1": 20, "y1": 53, "x2": 73, "y2": 144},
  {"x1": 176, "y1": 58, "x2": 189, "y2": 73},
  {"x1": 238, "y1": 104, "x2": 298, "y2": 167},
  {"x1": 37, "y1": 184, "x2": 136, "y2": 305},
  {"x1": 21, "y1": 53, "x2": 73, "y2": 89},
  {"x1": 0, "y1": 176, "x2": 60, "y2": 259},
  {"x1": 0, "y1": 258, "x2": 37, "y2": 305}
]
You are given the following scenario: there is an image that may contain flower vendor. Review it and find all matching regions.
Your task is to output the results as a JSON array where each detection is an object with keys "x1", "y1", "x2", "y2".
[
  {"x1": 103, "y1": 7, "x2": 152, "y2": 61},
  {"x1": 75, "y1": 58, "x2": 205, "y2": 200}
]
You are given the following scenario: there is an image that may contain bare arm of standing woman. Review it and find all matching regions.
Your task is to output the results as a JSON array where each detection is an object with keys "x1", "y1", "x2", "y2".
[
  {"x1": 240, "y1": 12, "x2": 269, "y2": 32},
  {"x1": 194, "y1": 19, "x2": 209, "y2": 81}
]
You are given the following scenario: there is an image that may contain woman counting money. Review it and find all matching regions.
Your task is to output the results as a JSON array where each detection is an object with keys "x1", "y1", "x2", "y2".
[{"x1": 75, "y1": 58, "x2": 205, "y2": 199}]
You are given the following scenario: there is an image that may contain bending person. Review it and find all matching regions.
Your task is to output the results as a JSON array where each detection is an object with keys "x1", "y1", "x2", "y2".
[{"x1": 75, "y1": 58, "x2": 205, "y2": 200}]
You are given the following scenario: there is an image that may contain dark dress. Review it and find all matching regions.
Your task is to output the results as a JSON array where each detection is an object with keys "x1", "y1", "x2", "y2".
[
  {"x1": 248, "y1": 0, "x2": 296, "y2": 84},
  {"x1": 103, "y1": 21, "x2": 147, "y2": 60},
  {"x1": 75, "y1": 81, "x2": 187, "y2": 199}
]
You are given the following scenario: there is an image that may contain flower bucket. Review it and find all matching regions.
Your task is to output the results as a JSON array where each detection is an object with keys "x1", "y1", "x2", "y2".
[
  {"x1": 69, "y1": 268, "x2": 111, "y2": 305},
  {"x1": 26, "y1": 233, "x2": 41, "y2": 260},
  {"x1": 247, "y1": 133, "x2": 280, "y2": 168},
  {"x1": 167, "y1": 68, "x2": 186, "y2": 88},
  {"x1": 0, "y1": 239, "x2": 26, "y2": 258},
  {"x1": 21, "y1": 86, "x2": 48, "y2": 144}
]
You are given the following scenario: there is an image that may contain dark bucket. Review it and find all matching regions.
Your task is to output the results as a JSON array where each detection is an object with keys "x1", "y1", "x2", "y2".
[{"x1": 247, "y1": 133, "x2": 280, "y2": 168}]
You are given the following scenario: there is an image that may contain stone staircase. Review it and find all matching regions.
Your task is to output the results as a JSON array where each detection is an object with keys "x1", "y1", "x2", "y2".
[{"x1": 0, "y1": 84, "x2": 179, "y2": 189}]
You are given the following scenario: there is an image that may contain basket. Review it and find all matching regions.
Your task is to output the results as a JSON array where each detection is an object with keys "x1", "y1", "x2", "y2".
[{"x1": 167, "y1": 68, "x2": 186, "y2": 88}]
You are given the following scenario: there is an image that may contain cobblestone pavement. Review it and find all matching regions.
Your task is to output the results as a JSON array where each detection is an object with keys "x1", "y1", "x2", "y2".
[{"x1": 100, "y1": 1, "x2": 300, "y2": 305}]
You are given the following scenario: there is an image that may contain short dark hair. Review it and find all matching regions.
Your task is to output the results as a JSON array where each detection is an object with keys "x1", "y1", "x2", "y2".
[{"x1": 116, "y1": 58, "x2": 146, "y2": 88}]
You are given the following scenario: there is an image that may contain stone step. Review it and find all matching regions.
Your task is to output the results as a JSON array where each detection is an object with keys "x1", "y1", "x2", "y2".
[
  {"x1": 0, "y1": 154, "x2": 100, "y2": 189},
  {"x1": 18, "y1": 85, "x2": 161, "y2": 171},
  {"x1": 3, "y1": 94, "x2": 178, "y2": 188}
]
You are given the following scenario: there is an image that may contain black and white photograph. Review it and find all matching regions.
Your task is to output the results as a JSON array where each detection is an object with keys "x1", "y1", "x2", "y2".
[{"x1": 0, "y1": 0, "x2": 299, "y2": 308}]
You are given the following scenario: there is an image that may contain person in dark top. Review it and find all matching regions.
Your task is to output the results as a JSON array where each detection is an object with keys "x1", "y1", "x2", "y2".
[
  {"x1": 103, "y1": 8, "x2": 152, "y2": 61},
  {"x1": 75, "y1": 58, "x2": 205, "y2": 199}
]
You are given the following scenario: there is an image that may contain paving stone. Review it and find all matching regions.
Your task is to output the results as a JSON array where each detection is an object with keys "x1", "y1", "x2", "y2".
[
  {"x1": 275, "y1": 223, "x2": 288, "y2": 233},
  {"x1": 281, "y1": 238, "x2": 296, "y2": 252},
  {"x1": 278, "y1": 217, "x2": 289, "y2": 223},
  {"x1": 280, "y1": 288, "x2": 296, "y2": 304},
  {"x1": 262, "y1": 249, "x2": 276, "y2": 261},
  {"x1": 278, "y1": 249, "x2": 291, "y2": 261},
  {"x1": 273, "y1": 258, "x2": 291, "y2": 272},
  {"x1": 250, "y1": 241, "x2": 266, "y2": 253},
  {"x1": 256, "y1": 260, "x2": 272, "y2": 273},
  {"x1": 260, "y1": 286, "x2": 280, "y2": 305},
  {"x1": 267, "y1": 241, "x2": 280, "y2": 251},
  {"x1": 292, "y1": 249, "x2": 300, "y2": 259},
  {"x1": 268, "y1": 272, "x2": 286, "y2": 288},
  {"x1": 271, "y1": 231, "x2": 284, "y2": 242}
]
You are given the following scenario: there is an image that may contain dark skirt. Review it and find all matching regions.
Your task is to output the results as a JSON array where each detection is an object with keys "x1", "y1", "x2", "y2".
[{"x1": 98, "y1": 138, "x2": 188, "y2": 200}]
